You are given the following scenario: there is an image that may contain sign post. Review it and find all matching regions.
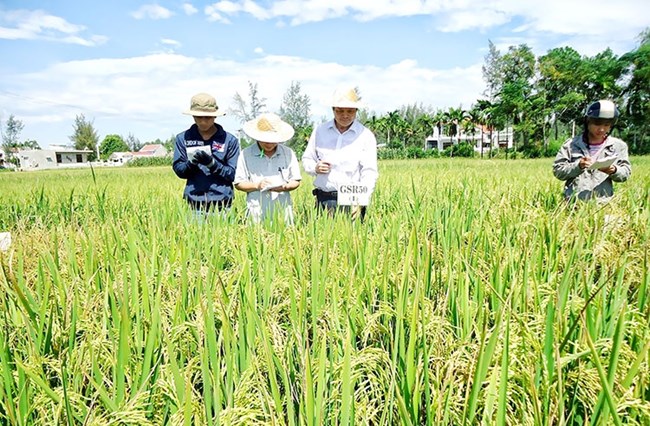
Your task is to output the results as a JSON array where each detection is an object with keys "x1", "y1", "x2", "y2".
[{"x1": 337, "y1": 183, "x2": 371, "y2": 206}]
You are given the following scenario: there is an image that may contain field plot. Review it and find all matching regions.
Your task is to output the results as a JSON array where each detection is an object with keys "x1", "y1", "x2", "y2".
[{"x1": 0, "y1": 158, "x2": 649, "y2": 425}]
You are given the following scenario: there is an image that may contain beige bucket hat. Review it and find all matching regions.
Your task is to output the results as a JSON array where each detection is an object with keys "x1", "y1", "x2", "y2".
[
  {"x1": 183, "y1": 92, "x2": 226, "y2": 117},
  {"x1": 243, "y1": 113, "x2": 295, "y2": 143},
  {"x1": 331, "y1": 86, "x2": 364, "y2": 108}
]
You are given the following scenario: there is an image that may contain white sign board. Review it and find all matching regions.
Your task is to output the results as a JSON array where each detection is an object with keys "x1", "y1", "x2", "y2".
[{"x1": 337, "y1": 184, "x2": 371, "y2": 206}]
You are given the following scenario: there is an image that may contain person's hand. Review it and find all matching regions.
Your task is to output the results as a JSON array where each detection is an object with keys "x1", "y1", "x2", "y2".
[
  {"x1": 316, "y1": 161, "x2": 331, "y2": 174},
  {"x1": 578, "y1": 156, "x2": 592, "y2": 170},
  {"x1": 599, "y1": 165, "x2": 616, "y2": 175},
  {"x1": 257, "y1": 179, "x2": 271, "y2": 191},
  {"x1": 193, "y1": 150, "x2": 214, "y2": 167},
  {"x1": 270, "y1": 184, "x2": 287, "y2": 192}
]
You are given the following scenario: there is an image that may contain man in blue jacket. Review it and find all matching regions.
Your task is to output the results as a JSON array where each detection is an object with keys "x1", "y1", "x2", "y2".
[{"x1": 172, "y1": 93, "x2": 240, "y2": 212}]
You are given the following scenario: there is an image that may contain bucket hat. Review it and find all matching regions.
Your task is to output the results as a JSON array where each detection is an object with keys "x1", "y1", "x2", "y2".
[
  {"x1": 183, "y1": 93, "x2": 226, "y2": 117},
  {"x1": 331, "y1": 86, "x2": 364, "y2": 109},
  {"x1": 243, "y1": 113, "x2": 295, "y2": 143}
]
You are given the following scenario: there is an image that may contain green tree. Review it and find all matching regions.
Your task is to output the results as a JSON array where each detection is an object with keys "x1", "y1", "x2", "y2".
[
  {"x1": 21, "y1": 140, "x2": 41, "y2": 150},
  {"x1": 1, "y1": 114, "x2": 24, "y2": 156},
  {"x1": 482, "y1": 40, "x2": 503, "y2": 101},
  {"x1": 582, "y1": 48, "x2": 625, "y2": 103},
  {"x1": 397, "y1": 103, "x2": 435, "y2": 148},
  {"x1": 620, "y1": 28, "x2": 650, "y2": 154},
  {"x1": 99, "y1": 134, "x2": 129, "y2": 160},
  {"x1": 279, "y1": 81, "x2": 312, "y2": 155},
  {"x1": 229, "y1": 81, "x2": 267, "y2": 126},
  {"x1": 443, "y1": 106, "x2": 468, "y2": 145},
  {"x1": 126, "y1": 133, "x2": 143, "y2": 152},
  {"x1": 161, "y1": 135, "x2": 176, "y2": 153},
  {"x1": 279, "y1": 81, "x2": 311, "y2": 129},
  {"x1": 415, "y1": 113, "x2": 435, "y2": 149},
  {"x1": 70, "y1": 114, "x2": 99, "y2": 160},
  {"x1": 537, "y1": 47, "x2": 588, "y2": 139},
  {"x1": 384, "y1": 110, "x2": 407, "y2": 148},
  {"x1": 496, "y1": 45, "x2": 536, "y2": 154},
  {"x1": 464, "y1": 106, "x2": 483, "y2": 149}
]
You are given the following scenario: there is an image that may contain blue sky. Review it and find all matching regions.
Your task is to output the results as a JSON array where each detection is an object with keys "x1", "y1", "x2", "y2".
[{"x1": 1, "y1": 0, "x2": 648, "y2": 149}]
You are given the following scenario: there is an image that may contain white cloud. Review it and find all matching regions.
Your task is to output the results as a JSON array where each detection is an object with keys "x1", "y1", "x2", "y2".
[
  {"x1": 437, "y1": 9, "x2": 511, "y2": 33},
  {"x1": 209, "y1": 1, "x2": 244, "y2": 14},
  {"x1": 204, "y1": 5, "x2": 231, "y2": 23},
  {"x1": 0, "y1": 9, "x2": 107, "y2": 46},
  {"x1": 4, "y1": 52, "x2": 485, "y2": 146},
  {"x1": 182, "y1": 3, "x2": 199, "y2": 15},
  {"x1": 207, "y1": 0, "x2": 649, "y2": 44},
  {"x1": 131, "y1": 4, "x2": 174, "y2": 20},
  {"x1": 196, "y1": 0, "x2": 648, "y2": 61},
  {"x1": 161, "y1": 38, "x2": 182, "y2": 47},
  {"x1": 159, "y1": 38, "x2": 182, "y2": 52}
]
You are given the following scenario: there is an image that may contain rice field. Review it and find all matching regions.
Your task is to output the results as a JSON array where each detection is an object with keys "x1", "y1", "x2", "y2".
[{"x1": 0, "y1": 157, "x2": 649, "y2": 425}]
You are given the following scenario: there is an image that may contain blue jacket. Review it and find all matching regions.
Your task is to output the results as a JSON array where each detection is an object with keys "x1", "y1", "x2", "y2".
[{"x1": 172, "y1": 124, "x2": 240, "y2": 209}]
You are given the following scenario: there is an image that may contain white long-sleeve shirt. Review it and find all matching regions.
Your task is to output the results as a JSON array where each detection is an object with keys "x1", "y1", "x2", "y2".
[{"x1": 302, "y1": 119, "x2": 378, "y2": 193}]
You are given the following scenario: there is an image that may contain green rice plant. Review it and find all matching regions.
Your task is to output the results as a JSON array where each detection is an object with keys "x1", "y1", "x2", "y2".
[{"x1": 0, "y1": 158, "x2": 648, "y2": 424}]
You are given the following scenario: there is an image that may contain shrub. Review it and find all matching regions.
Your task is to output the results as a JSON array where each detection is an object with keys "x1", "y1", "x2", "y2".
[
  {"x1": 546, "y1": 138, "x2": 566, "y2": 157},
  {"x1": 442, "y1": 141, "x2": 475, "y2": 158},
  {"x1": 127, "y1": 156, "x2": 172, "y2": 167}
]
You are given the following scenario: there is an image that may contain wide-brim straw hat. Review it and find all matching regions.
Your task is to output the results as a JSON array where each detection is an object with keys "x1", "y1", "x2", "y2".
[
  {"x1": 243, "y1": 113, "x2": 295, "y2": 143},
  {"x1": 183, "y1": 92, "x2": 226, "y2": 117},
  {"x1": 330, "y1": 86, "x2": 365, "y2": 109}
]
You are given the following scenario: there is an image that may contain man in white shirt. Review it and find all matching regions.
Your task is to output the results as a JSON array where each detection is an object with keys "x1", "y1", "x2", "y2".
[
  {"x1": 302, "y1": 86, "x2": 379, "y2": 219},
  {"x1": 234, "y1": 113, "x2": 302, "y2": 224}
]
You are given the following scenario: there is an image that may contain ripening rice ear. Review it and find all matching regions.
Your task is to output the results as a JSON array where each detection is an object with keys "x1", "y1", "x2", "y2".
[{"x1": 0, "y1": 232, "x2": 10, "y2": 251}]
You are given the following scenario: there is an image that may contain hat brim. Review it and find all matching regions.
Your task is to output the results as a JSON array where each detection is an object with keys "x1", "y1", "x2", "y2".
[
  {"x1": 183, "y1": 109, "x2": 226, "y2": 117},
  {"x1": 331, "y1": 102, "x2": 363, "y2": 109},
  {"x1": 243, "y1": 121, "x2": 294, "y2": 143}
]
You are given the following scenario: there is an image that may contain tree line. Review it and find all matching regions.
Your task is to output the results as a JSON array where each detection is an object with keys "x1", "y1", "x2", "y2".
[
  {"x1": 3, "y1": 28, "x2": 648, "y2": 163},
  {"x1": 221, "y1": 28, "x2": 650, "y2": 159},
  {"x1": 359, "y1": 28, "x2": 649, "y2": 159}
]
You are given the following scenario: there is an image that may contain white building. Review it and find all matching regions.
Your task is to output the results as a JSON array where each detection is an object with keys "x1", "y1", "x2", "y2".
[
  {"x1": 109, "y1": 144, "x2": 168, "y2": 164},
  {"x1": 108, "y1": 151, "x2": 134, "y2": 164},
  {"x1": 17, "y1": 147, "x2": 93, "y2": 170},
  {"x1": 426, "y1": 126, "x2": 514, "y2": 152}
]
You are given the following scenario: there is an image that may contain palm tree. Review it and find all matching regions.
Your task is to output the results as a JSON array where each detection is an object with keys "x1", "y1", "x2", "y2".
[
  {"x1": 432, "y1": 110, "x2": 445, "y2": 150},
  {"x1": 465, "y1": 109, "x2": 481, "y2": 145},
  {"x1": 445, "y1": 106, "x2": 467, "y2": 145},
  {"x1": 386, "y1": 110, "x2": 405, "y2": 149},
  {"x1": 415, "y1": 114, "x2": 435, "y2": 150},
  {"x1": 466, "y1": 106, "x2": 487, "y2": 156}
]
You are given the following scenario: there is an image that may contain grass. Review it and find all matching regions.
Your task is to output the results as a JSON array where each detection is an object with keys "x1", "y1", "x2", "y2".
[{"x1": 0, "y1": 157, "x2": 649, "y2": 425}]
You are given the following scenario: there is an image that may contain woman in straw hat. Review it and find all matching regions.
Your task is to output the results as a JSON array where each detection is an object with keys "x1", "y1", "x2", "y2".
[
  {"x1": 172, "y1": 92, "x2": 240, "y2": 214},
  {"x1": 302, "y1": 85, "x2": 378, "y2": 220},
  {"x1": 234, "y1": 113, "x2": 302, "y2": 224}
]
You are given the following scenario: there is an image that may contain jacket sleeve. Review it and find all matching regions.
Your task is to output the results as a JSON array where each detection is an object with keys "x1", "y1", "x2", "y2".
[
  {"x1": 552, "y1": 140, "x2": 583, "y2": 181},
  {"x1": 301, "y1": 129, "x2": 318, "y2": 176},
  {"x1": 208, "y1": 135, "x2": 240, "y2": 183},
  {"x1": 611, "y1": 142, "x2": 631, "y2": 182},
  {"x1": 172, "y1": 132, "x2": 197, "y2": 179}
]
